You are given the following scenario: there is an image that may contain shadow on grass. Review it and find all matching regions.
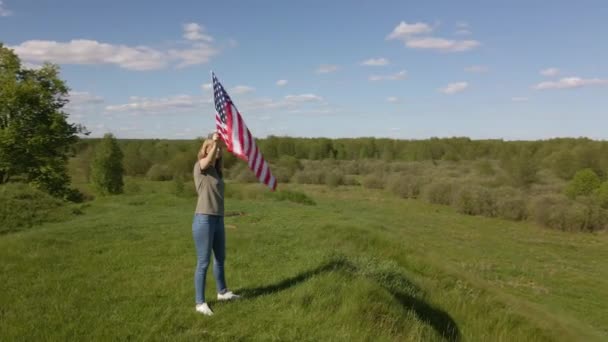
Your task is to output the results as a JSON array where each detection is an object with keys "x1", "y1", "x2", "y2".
[{"x1": 233, "y1": 258, "x2": 460, "y2": 342}]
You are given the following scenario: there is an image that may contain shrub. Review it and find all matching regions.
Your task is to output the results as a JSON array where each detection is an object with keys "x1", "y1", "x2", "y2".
[
  {"x1": 235, "y1": 167, "x2": 259, "y2": 183},
  {"x1": 494, "y1": 187, "x2": 528, "y2": 221},
  {"x1": 146, "y1": 164, "x2": 173, "y2": 181},
  {"x1": 596, "y1": 181, "x2": 608, "y2": 209},
  {"x1": 271, "y1": 167, "x2": 293, "y2": 184},
  {"x1": 475, "y1": 160, "x2": 495, "y2": 176},
  {"x1": 361, "y1": 173, "x2": 385, "y2": 189},
  {"x1": 0, "y1": 183, "x2": 71, "y2": 233},
  {"x1": 342, "y1": 175, "x2": 360, "y2": 186},
  {"x1": 91, "y1": 133, "x2": 124, "y2": 194},
  {"x1": 530, "y1": 195, "x2": 608, "y2": 231},
  {"x1": 550, "y1": 150, "x2": 577, "y2": 180},
  {"x1": 294, "y1": 170, "x2": 325, "y2": 185},
  {"x1": 386, "y1": 174, "x2": 424, "y2": 199},
  {"x1": 276, "y1": 156, "x2": 302, "y2": 174},
  {"x1": 453, "y1": 186, "x2": 498, "y2": 217},
  {"x1": 423, "y1": 180, "x2": 457, "y2": 205},
  {"x1": 325, "y1": 171, "x2": 344, "y2": 188},
  {"x1": 503, "y1": 150, "x2": 538, "y2": 188},
  {"x1": 64, "y1": 187, "x2": 94, "y2": 203},
  {"x1": 565, "y1": 169, "x2": 601, "y2": 199}
]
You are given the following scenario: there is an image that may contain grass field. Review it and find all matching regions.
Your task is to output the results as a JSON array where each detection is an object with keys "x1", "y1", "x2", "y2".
[{"x1": 1, "y1": 180, "x2": 607, "y2": 341}]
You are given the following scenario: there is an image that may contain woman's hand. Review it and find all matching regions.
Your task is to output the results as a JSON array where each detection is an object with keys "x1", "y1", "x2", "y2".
[
  {"x1": 212, "y1": 132, "x2": 220, "y2": 142},
  {"x1": 198, "y1": 139, "x2": 219, "y2": 170}
]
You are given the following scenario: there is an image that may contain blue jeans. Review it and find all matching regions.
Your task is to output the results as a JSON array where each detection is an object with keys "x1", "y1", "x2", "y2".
[{"x1": 192, "y1": 214, "x2": 227, "y2": 304}]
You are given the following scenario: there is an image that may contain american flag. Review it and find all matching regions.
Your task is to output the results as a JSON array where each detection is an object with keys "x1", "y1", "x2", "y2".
[{"x1": 213, "y1": 72, "x2": 277, "y2": 191}]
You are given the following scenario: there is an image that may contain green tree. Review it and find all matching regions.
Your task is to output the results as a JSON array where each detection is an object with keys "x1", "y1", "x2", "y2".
[
  {"x1": 91, "y1": 133, "x2": 124, "y2": 194},
  {"x1": 0, "y1": 44, "x2": 87, "y2": 196},
  {"x1": 565, "y1": 169, "x2": 601, "y2": 199}
]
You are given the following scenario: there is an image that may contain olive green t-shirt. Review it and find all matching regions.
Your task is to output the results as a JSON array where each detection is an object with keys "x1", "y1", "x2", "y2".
[{"x1": 193, "y1": 162, "x2": 224, "y2": 216}]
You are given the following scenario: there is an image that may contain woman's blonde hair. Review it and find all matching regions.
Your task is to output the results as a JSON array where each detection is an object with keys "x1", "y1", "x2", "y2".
[
  {"x1": 197, "y1": 139, "x2": 224, "y2": 177},
  {"x1": 197, "y1": 139, "x2": 213, "y2": 161}
]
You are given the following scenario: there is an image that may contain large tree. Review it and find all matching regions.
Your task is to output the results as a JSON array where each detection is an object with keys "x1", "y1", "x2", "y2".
[
  {"x1": 91, "y1": 133, "x2": 124, "y2": 195},
  {"x1": 0, "y1": 43, "x2": 87, "y2": 196}
]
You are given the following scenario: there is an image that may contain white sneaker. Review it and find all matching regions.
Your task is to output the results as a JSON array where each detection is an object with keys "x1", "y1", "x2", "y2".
[
  {"x1": 195, "y1": 303, "x2": 214, "y2": 316},
  {"x1": 217, "y1": 291, "x2": 240, "y2": 301}
]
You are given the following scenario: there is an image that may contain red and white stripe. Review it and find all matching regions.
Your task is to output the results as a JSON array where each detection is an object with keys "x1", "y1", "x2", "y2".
[{"x1": 216, "y1": 103, "x2": 277, "y2": 191}]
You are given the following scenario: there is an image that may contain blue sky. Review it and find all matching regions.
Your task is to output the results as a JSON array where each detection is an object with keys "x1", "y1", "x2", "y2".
[{"x1": 2, "y1": 0, "x2": 607, "y2": 139}]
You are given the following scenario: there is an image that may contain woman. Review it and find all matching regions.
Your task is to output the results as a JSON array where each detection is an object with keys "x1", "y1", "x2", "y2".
[{"x1": 192, "y1": 132, "x2": 239, "y2": 315}]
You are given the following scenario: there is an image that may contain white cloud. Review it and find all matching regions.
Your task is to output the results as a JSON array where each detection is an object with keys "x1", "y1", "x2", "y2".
[
  {"x1": 533, "y1": 77, "x2": 608, "y2": 90},
  {"x1": 11, "y1": 23, "x2": 220, "y2": 71},
  {"x1": 168, "y1": 43, "x2": 218, "y2": 68},
  {"x1": 284, "y1": 94, "x2": 323, "y2": 103},
  {"x1": 0, "y1": 1, "x2": 12, "y2": 16},
  {"x1": 387, "y1": 20, "x2": 480, "y2": 52},
  {"x1": 276, "y1": 79, "x2": 288, "y2": 87},
  {"x1": 361, "y1": 58, "x2": 389, "y2": 66},
  {"x1": 183, "y1": 23, "x2": 213, "y2": 42},
  {"x1": 511, "y1": 97, "x2": 529, "y2": 102},
  {"x1": 440, "y1": 82, "x2": 469, "y2": 94},
  {"x1": 386, "y1": 21, "x2": 433, "y2": 40},
  {"x1": 69, "y1": 91, "x2": 104, "y2": 105},
  {"x1": 241, "y1": 94, "x2": 325, "y2": 113},
  {"x1": 387, "y1": 97, "x2": 399, "y2": 103},
  {"x1": 105, "y1": 95, "x2": 211, "y2": 114},
  {"x1": 369, "y1": 70, "x2": 407, "y2": 81},
  {"x1": 465, "y1": 65, "x2": 489, "y2": 73},
  {"x1": 406, "y1": 37, "x2": 480, "y2": 52},
  {"x1": 455, "y1": 29, "x2": 472, "y2": 35},
  {"x1": 230, "y1": 85, "x2": 255, "y2": 94},
  {"x1": 12, "y1": 40, "x2": 168, "y2": 71},
  {"x1": 316, "y1": 64, "x2": 339, "y2": 74},
  {"x1": 201, "y1": 83, "x2": 212, "y2": 91},
  {"x1": 455, "y1": 22, "x2": 471, "y2": 35},
  {"x1": 540, "y1": 68, "x2": 560, "y2": 77}
]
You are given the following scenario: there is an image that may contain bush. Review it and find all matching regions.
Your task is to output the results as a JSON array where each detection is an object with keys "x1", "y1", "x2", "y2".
[
  {"x1": 294, "y1": 170, "x2": 325, "y2": 185},
  {"x1": 235, "y1": 167, "x2": 259, "y2": 183},
  {"x1": 325, "y1": 171, "x2": 344, "y2": 188},
  {"x1": 494, "y1": 187, "x2": 528, "y2": 221},
  {"x1": 423, "y1": 180, "x2": 457, "y2": 205},
  {"x1": 64, "y1": 187, "x2": 94, "y2": 203},
  {"x1": 146, "y1": 164, "x2": 173, "y2": 181},
  {"x1": 91, "y1": 133, "x2": 124, "y2": 195},
  {"x1": 530, "y1": 194, "x2": 608, "y2": 231},
  {"x1": 453, "y1": 186, "x2": 498, "y2": 217},
  {"x1": 361, "y1": 173, "x2": 385, "y2": 189},
  {"x1": 565, "y1": 169, "x2": 601, "y2": 199},
  {"x1": 0, "y1": 183, "x2": 72, "y2": 233},
  {"x1": 342, "y1": 175, "x2": 360, "y2": 186},
  {"x1": 276, "y1": 156, "x2": 302, "y2": 174},
  {"x1": 475, "y1": 160, "x2": 495, "y2": 176},
  {"x1": 503, "y1": 150, "x2": 538, "y2": 188},
  {"x1": 596, "y1": 182, "x2": 608, "y2": 209},
  {"x1": 271, "y1": 166, "x2": 293, "y2": 184},
  {"x1": 386, "y1": 174, "x2": 424, "y2": 199},
  {"x1": 550, "y1": 150, "x2": 577, "y2": 180}
]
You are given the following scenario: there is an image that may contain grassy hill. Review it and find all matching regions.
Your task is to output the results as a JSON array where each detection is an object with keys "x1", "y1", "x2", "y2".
[{"x1": 1, "y1": 181, "x2": 607, "y2": 341}]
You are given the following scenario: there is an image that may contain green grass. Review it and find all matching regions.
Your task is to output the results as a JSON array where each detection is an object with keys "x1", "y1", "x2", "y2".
[{"x1": 1, "y1": 181, "x2": 607, "y2": 341}]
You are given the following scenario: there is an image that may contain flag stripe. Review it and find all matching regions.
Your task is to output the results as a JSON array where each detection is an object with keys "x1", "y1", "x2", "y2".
[{"x1": 213, "y1": 72, "x2": 277, "y2": 191}]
